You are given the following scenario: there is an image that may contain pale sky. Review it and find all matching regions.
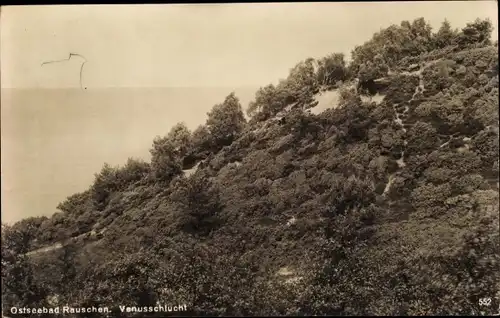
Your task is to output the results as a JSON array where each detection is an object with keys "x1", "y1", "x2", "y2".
[
  {"x1": 1, "y1": 2, "x2": 498, "y2": 224},
  {"x1": 1, "y1": 2, "x2": 498, "y2": 89}
]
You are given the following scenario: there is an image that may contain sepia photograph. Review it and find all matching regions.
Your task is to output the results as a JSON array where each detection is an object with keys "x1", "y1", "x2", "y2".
[{"x1": 1, "y1": 1, "x2": 499, "y2": 316}]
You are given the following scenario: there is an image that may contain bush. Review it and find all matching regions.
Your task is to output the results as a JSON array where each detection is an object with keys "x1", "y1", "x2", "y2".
[{"x1": 170, "y1": 172, "x2": 224, "y2": 235}]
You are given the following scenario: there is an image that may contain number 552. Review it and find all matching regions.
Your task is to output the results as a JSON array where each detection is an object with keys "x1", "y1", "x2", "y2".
[{"x1": 479, "y1": 298, "x2": 492, "y2": 306}]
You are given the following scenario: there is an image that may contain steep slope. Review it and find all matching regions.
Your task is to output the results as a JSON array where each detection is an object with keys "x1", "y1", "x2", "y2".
[{"x1": 2, "y1": 18, "x2": 499, "y2": 317}]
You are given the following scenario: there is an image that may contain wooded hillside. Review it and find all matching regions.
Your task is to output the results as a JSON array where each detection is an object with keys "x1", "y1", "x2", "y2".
[{"x1": 2, "y1": 17, "x2": 499, "y2": 316}]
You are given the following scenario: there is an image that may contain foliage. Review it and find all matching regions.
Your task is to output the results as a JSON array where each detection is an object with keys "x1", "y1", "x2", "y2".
[
  {"x1": 191, "y1": 125, "x2": 214, "y2": 154},
  {"x1": 316, "y1": 53, "x2": 348, "y2": 87},
  {"x1": 170, "y1": 172, "x2": 224, "y2": 235},
  {"x1": 2, "y1": 224, "x2": 49, "y2": 316},
  {"x1": 350, "y1": 17, "x2": 434, "y2": 72},
  {"x1": 433, "y1": 19, "x2": 459, "y2": 49},
  {"x1": 357, "y1": 54, "x2": 389, "y2": 82},
  {"x1": 150, "y1": 136, "x2": 183, "y2": 182},
  {"x1": 247, "y1": 58, "x2": 320, "y2": 120},
  {"x1": 206, "y1": 92, "x2": 246, "y2": 148},
  {"x1": 456, "y1": 18, "x2": 494, "y2": 48},
  {"x1": 4, "y1": 17, "x2": 499, "y2": 317},
  {"x1": 166, "y1": 122, "x2": 192, "y2": 157}
]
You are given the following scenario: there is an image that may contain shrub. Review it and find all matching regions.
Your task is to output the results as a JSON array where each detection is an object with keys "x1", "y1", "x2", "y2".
[{"x1": 170, "y1": 172, "x2": 224, "y2": 235}]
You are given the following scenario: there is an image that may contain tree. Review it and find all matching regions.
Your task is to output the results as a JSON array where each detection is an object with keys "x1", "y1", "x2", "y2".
[
  {"x1": 321, "y1": 175, "x2": 375, "y2": 217},
  {"x1": 150, "y1": 136, "x2": 183, "y2": 182},
  {"x1": 405, "y1": 121, "x2": 439, "y2": 157},
  {"x1": 90, "y1": 163, "x2": 121, "y2": 210},
  {"x1": 117, "y1": 157, "x2": 150, "y2": 185},
  {"x1": 433, "y1": 19, "x2": 458, "y2": 49},
  {"x1": 206, "y1": 92, "x2": 246, "y2": 148},
  {"x1": 247, "y1": 57, "x2": 321, "y2": 119},
  {"x1": 457, "y1": 18, "x2": 493, "y2": 48},
  {"x1": 77, "y1": 252, "x2": 162, "y2": 310},
  {"x1": 357, "y1": 54, "x2": 389, "y2": 83},
  {"x1": 57, "y1": 191, "x2": 92, "y2": 215},
  {"x1": 410, "y1": 17, "x2": 434, "y2": 52},
  {"x1": 469, "y1": 95, "x2": 499, "y2": 128},
  {"x1": 33, "y1": 243, "x2": 80, "y2": 306},
  {"x1": 2, "y1": 224, "x2": 48, "y2": 315},
  {"x1": 350, "y1": 17, "x2": 434, "y2": 71},
  {"x1": 284, "y1": 108, "x2": 321, "y2": 140},
  {"x1": 191, "y1": 125, "x2": 213, "y2": 151},
  {"x1": 185, "y1": 124, "x2": 215, "y2": 167},
  {"x1": 166, "y1": 122, "x2": 192, "y2": 157},
  {"x1": 472, "y1": 128, "x2": 499, "y2": 169},
  {"x1": 415, "y1": 94, "x2": 468, "y2": 135},
  {"x1": 3, "y1": 217, "x2": 49, "y2": 253},
  {"x1": 247, "y1": 84, "x2": 288, "y2": 119},
  {"x1": 317, "y1": 53, "x2": 348, "y2": 87},
  {"x1": 282, "y1": 58, "x2": 320, "y2": 108}
]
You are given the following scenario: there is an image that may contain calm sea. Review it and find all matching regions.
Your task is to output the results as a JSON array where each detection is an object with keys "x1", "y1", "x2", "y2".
[{"x1": 1, "y1": 86, "x2": 257, "y2": 224}]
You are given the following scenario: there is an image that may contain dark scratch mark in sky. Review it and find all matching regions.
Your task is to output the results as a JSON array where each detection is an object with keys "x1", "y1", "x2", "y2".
[{"x1": 41, "y1": 53, "x2": 88, "y2": 90}]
